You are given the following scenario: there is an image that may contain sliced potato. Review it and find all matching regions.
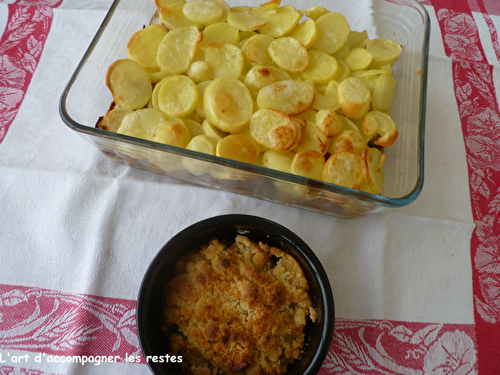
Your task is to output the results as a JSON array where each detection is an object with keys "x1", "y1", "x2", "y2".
[
  {"x1": 294, "y1": 120, "x2": 328, "y2": 154},
  {"x1": 348, "y1": 30, "x2": 368, "y2": 49},
  {"x1": 202, "y1": 119, "x2": 227, "y2": 140},
  {"x1": 328, "y1": 129, "x2": 366, "y2": 155},
  {"x1": 194, "y1": 79, "x2": 212, "y2": 118},
  {"x1": 204, "y1": 42, "x2": 244, "y2": 78},
  {"x1": 259, "y1": 5, "x2": 301, "y2": 38},
  {"x1": 97, "y1": 107, "x2": 133, "y2": 133},
  {"x1": 157, "y1": 26, "x2": 202, "y2": 74},
  {"x1": 361, "y1": 146, "x2": 386, "y2": 194},
  {"x1": 153, "y1": 119, "x2": 191, "y2": 147},
  {"x1": 186, "y1": 134, "x2": 218, "y2": 154},
  {"x1": 157, "y1": 75, "x2": 199, "y2": 117},
  {"x1": 256, "y1": 79, "x2": 314, "y2": 116},
  {"x1": 127, "y1": 25, "x2": 168, "y2": 73},
  {"x1": 249, "y1": 108, "x2": 297, "y2": 151},
  {"x1": 244, "y1": 65, "x2": 291, "y2": 97},
  {"x1": 337, "y1": 76, "x2": 371, "y2": 119},
  {"x1": 366, "y1": 38, "x2": 402, "y2": 68},
  {"x1": 186, "y1": 60, "x2": 213, "y2": 83},
  {"x1": 198, "y1": 22, "x2": 240, "y2": 51},
  {"x1": 300, "y1": 50, "x2": 339, "y2": 85},
  {"x1": 117, "y1": 108, "x2": 166, "y2": 141},
  {"x1": 362, "y1": 110, "x2": 398, "y2": 147},
  {"x1": 322, "y1": 151, "x2": 364, "y2": 189},
  {"x1": 311, "y1": 12, "x2": 350, "y2": 55},
  {"x1": 183, "y1": 0, "x2": 224, "y2": 26},
  {"x1": 344, "y1": 48, "x2": 373, "y2": 72},
  {"x1": 216, "y1": 134, "x2": 260, "y2": 163},
  {"x1": 227, "y1": 11, "x2": 266, "y2": 31},
  {"x1": 155, "y1": 0, "x2": 185, "y2": 10},
  {"x1": 371, "y1": 74, "x2": 396, "y2": 112},
  {"x1": 304, "y1": 5, "x2": 328, "y2": 21},
  {"x1": 262, "y1": 150, "x2": 294, "y2": 173},
  {"x1": 290, "y1": 149, "x2": 325, "y2": 180},
  {"x1": 204, "y1": 76, "x2": 253, "y2": 132},
  {"x1": 290, "y1": 18, "x2": 317, "y2": 49},
  {"x1": 313, "y1": 79, "x2": 339, "y2": 112},
  {"x1": 268, "y1": 37, "x2": 309, "y2": 73},
  {"x1": 315, "y1": 109, "x2": 343, "y2": 138},
  {"x1": 183, "y1": 118, "x2": 204, "y2": 137},
  {"x1": 244, "y1": 34, "x2": 275, "y2": 67},
  {"x1": 106, "y1": 59, "x2": 152, "y2": 110},
  {"x1": 159, "y1": 3, "x2": 199, "y2": 29},
  {"x1": 260, "y1": 0, "x2": 280, "y2": 10}
]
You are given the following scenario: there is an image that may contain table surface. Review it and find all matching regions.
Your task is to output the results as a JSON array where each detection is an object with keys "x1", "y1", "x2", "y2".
[{"x1": 1, "y1": 0, "x2": 499, "y2": 374}]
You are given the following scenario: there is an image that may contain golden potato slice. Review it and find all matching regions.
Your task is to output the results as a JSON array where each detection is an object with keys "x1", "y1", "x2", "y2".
[
  {"x1": 97, "y1": 107, "x2": 133, "y2": 133},
  {"x1": 328, "y1": 129, "x2": 366, "y2": 155},
  {"x1": 216, "y1": 134, "x2": 260, "y2": 164},
  {"x1": 158, "y1": 75, "x2": 199, "y2": 117},
  {"x1": 348, "y1": 30, "x2": 368, "y2": 49},
  {"x1": 227, "y1": 11, "x2": 267, "y2": 32},
  {"x1": 361, "y1": 147, "x2": 386, "y2": 194},
  {"x1": 204, "y1": 42, "x2": 244, "y2": 78},
  {"x1": 183, "y1": 118, "x2": 204, "y2": 137},
  {"x1": 157, "y1": 26, "x2": 202, "y2": 74},
  {"x1": 366, "y1": 38, "x2": 402, "y2": 68},
  {"x1": 260, "y1": 0, "x2": 280, "y2": 10},
  {"x1": 300, "y1": 50, "x2": 339, "y2": 85},
  {"x1": 362, "y1": 110, "x2": 398, "y2": 147},
  {"x1": 186, "y1": 134, "x2": 218, "y2": 154},
  {"x1": 290, "y1": 117, "x2": 307, "y2": 149},
  {"x1": 127, "y1": 25, "x2": 168, "y2": 73},
  {"x1": 183, "y1": 0, "x2": 224, "y2": 26},
  {"x1": 194, "y1": 79, "x2": 212, "y2": 118},
  {"x1": 311, "y1": 12, "x2": 350, "y2": 55},
  {"x1": 186, "y1": 60, "x2": 213, "y2": 83},
  {"x1": 262, "y1": 150, "x2": 294, "y2": 173},
  {"x1": 268, "y1": 37, "x2": 309, "y2": 73},
  {"x1": 371, "y1": 73, "x2": 396, "y2": 112},
  {"x1": 337, "y1": 76, "x2": 371, "y2": 120},
  {"x1": 204, "y1": 76, "x2": 253, "y2": 132},
  {"x1": 202, "y1": 119, "x2": 227, "y2": 140},
  {"x1": 244, "y1": 65, "x2": 291, "y2": 97},
  {"x1": 259, "y1": 5, "x2": 301, "y2": 38},
  {"x1": 335, "y1": 59, "x2": 351, "y2": 83},
  {"x1": 294, "y1": 120, "x2": 328, "y2": 154},
  {"x1": 244, "y1": 34, "x2": 275, "y2": 67},
  {"x1": 315, "y1": 109, "x2": 343, "y2": 138},
  {"x1": 290, "y1": 149, "x2": 325, "y2": 180},
  {"x1": 117, "y1": 108, "x2": 166, "y2": 141},
  {"x1": 155, "y1": 0, "x2": 185, "y2": 10},
  {"x1": 249, "y1": 108, "x2": 297, "y2": 151},
  {"x1": 313, "y1": 79, "x2": 339, "y2": 112},
  {"x1": 151, "y1": 76, "x2": 170, "y2": 110},
  {"x1": 333, "y1": 39, "x2": 351, "y2": 61},
  {"x1": 344, "y1": 48, "x2": 373, "y2": 71},
  {"x1": 159, "y1": 3, "x2": 199, "y2": 29},
  {"x1": 304, "y1": 5, "x2": 328, "y2": 20},
  {"x1": 106, "y1": 59, "x2": 152, "y2": 110},
  {"x1": 256, "y1": 79, "x2": 314, "y2": 116},
  {"x1": 322, "y1": 151, "x2": 364, "y2": 189},
  {"x1": 210, "y1": 0, "x2": 231, "y2": 22},
  {"x1": 199, "y1": 22, "x2": 239, "y2": 51},
  {"x1": 153, "y1": 119, "x2": 191, "y2": 147},
  {"x1": 290, "y1": 18, "x2": 317, "y2": 49}
]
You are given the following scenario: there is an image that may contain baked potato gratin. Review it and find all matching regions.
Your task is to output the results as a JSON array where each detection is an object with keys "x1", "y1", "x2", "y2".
[
  {"x1": 162, "y1": 235, "x2": 317, "y2": 374},
  {"x1": 98, "y1": 0, "x2": 402, "y2": 194}
]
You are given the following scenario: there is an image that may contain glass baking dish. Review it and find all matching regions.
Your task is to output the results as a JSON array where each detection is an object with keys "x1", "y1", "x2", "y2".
[{"x1": 59, "y1": 0, "x2": 429, "y2": 219}]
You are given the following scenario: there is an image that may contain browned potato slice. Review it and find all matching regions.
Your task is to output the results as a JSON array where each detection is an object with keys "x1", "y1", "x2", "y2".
[
  {"x1": 227, "y1": 11, "x2": 267, "y2": 32},
  {"x1": 262, "y1": 150, "x2": 294, "y2": 172},
  {"x1": 199, "y1": 22, "x2": 240, "y2": 51},
  {"x1": 300, "y1": 50, "x2": 339, "y2": 85},
  {"x1": 268, "y1": 37, "x2": 309, "y2": 73},
  {"x1": 157, "y1": 26, "x2": 202, "y2": 74},
  {"x1": 315, "y1": 109, "x2": 343, "y2": 138},
  {"x1": 290, "y1": 149, "x2": 325, "y2": 180},
  {"x1": 244, "y1": 34, "x2": 275, "y2": 67},
  {"x1": 322, "y1": 151, "x2": 364, "y2": 189},
  {"x1": 106, "y1": 59, "x2": 152, "y2": 110},
  {"x1": 117, "y1": 108, "x2": 166, "y2": 141},
  {"x1": 371, "y1": 74, "x2": 396, "y2": 112},
  {"x1": 157, "y1": 75, "x2": 199, "y2": 117},
  {"x1": 338, "y1": 76, "x2": 371, "y2": 119},
  {"x1": 244, "y1": 65, "x2": 291, "y2": 97},
  {"x1": 361, "y1": 147, "x2": 386, "y2": 194},
  {"x1": 311, "y1": 12, "x2": 350, "y2": 55},
  {"x1": 249, "y1": 108, "x2": 297, "y2": 151},
  {"x1": 366, "y1": 38, "x2": 402, "y2": 68},
  {"x1": 290, "y1": 19, "x2": 317, "y2": 49},
  {"x1": 97, "y1": 107, "x2": 133, "y2": 133},
  {"x1": 259, "y1": 5, "x2": 301, "y2": 38},
  {"x1": 256, "y1": 79, "x2": 314, "y2": 116},
  {"x1": 328, "y1": 129, "x2": 366, "y2": 155},
  {"x1": 362, "y1": 110, "x2": 398, "y2": 147},
  {"x1": 205, "y1": 42, "x2": 244, "y2": 78},
  {"x1": 127, "y1": 25, "x2": 168, "y2": 73},
  {"x1": 344, "y1": 48, "x2": 373, "y2": 71},
  {"x1": 153, "y1": 119, "x2": 191, "y2": 147},
  {"x1": 294, "y1": 120, "x2": 328, "y2": 154},
  {"x1": 216, "y1": 134, "x2": 260, "y2": 164},
  {"x1": 183, "y1": 0, "x2": 224, "y2": 26},
  {"x1": 204, "y1": 76, "x2": 253, "y2": 133}
]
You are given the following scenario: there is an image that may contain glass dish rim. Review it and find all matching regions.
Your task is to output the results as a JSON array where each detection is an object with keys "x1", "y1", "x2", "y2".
[{"x1": 59, "y1": 0, "x2": 430, "y2": 209}]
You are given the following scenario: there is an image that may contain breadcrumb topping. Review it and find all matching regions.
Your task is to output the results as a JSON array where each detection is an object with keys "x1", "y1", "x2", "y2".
[{"x1": 163, "y1": 235, "x2": 317, "y2": 374}]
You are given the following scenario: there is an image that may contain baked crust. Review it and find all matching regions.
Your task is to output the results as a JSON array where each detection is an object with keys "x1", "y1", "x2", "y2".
[{"x1": 163, "y1": 235, "x2": 317, "y2": 374}]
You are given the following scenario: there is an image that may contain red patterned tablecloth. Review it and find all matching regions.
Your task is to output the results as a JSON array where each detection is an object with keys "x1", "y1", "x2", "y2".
[{"x1": 1, "y1": 0, "x2": 499, "y2": 374}]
